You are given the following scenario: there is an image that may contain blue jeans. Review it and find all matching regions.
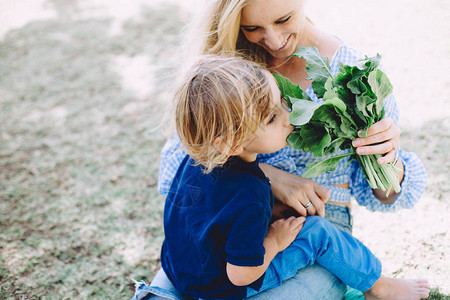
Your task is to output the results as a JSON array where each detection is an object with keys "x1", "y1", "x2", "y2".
[
  {"x1": 131, "y1": 204, "x2": 369, "y2": 300},
  {"x1": 246, "y1": 216, "x2": 381, "y2": 297}
]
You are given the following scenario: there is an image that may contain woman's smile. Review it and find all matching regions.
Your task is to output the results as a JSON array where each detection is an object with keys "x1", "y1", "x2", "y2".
[
  {"x1": 240, "y1": 0, "x2": 303, "y2": 59},
  {"x1": 278, "y1": 34, "x2": 291, "y2": 50}
]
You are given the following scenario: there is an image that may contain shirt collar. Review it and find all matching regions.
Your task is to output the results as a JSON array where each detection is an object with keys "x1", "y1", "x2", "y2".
[{"x1": 223, "y1": 156, "x2": 268, "y2": 182}]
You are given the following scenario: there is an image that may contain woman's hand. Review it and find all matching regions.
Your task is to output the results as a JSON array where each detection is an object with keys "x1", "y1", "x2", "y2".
[
  {"x1": 260, "y1": 163, "x2": 330, "y2": 217},
  {"x1": 351, "y1": 117, "x2": 401, "y2": 165},
  {"x1": 351, "y1": 117, "x2": 405, "y2": 201}
]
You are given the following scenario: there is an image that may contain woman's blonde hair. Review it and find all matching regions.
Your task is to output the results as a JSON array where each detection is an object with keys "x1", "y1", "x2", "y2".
[
  {"x1": 183, "y1": 0, "x2": 308, "y2": 65},
  {"x1": 184, "y1": 0, "x2": 268, "y2": 65},
  {"x1": 175, "y1": 55, "x2": 273, "y2": 173}
]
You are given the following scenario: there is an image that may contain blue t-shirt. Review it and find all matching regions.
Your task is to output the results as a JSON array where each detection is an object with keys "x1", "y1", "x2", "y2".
[{"x1": 161, "y1": 155, "x2": 274, "y2": 299}]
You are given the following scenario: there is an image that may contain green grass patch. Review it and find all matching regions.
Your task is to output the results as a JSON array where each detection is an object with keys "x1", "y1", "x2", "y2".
[
  {"x1": 429, "y1": 288, "x2": 450, "y2": 300},
  {"x1": 0, "y1": 4, "x2": 184, "y2": 299}
]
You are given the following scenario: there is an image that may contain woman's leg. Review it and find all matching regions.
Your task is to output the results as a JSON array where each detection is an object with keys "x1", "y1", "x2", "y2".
[
  {"x1": 324, "y1": 203, "x2": 353, "y2": 234},
  {"x1": 247, "y1": 264, "x2": 347, "y2": 299},
  {"x1": 131, "y1": 268, "x2": 185, "y2": 300}
]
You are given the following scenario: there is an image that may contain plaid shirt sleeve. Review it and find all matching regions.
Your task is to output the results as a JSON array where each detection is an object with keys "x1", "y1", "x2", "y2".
[{"x1": 158, "y1": 134, "x2": 186, "y2": 195}]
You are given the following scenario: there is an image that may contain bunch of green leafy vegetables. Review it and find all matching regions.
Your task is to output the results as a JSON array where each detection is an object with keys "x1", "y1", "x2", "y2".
[{"x1": 274, "y1": 47, "x2": 401, "y2": 195}]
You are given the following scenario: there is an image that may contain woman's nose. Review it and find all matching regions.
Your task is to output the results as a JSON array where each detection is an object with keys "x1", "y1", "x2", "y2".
[{"x1": 262, "y1": 28, "x2": 282, "y2": 51}]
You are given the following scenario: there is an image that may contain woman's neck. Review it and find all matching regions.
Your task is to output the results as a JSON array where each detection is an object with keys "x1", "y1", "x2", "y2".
[{"x1": 298, "y1": 20, "x2": 322, "y2": 48}]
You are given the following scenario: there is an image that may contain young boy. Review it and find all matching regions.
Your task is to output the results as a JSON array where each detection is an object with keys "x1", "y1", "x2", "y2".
[{"x1": 159, "y1": 56, "x2": 430, "y2": 300}]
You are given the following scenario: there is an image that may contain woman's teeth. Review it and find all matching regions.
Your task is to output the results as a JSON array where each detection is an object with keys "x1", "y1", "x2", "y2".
[{"x1": 279, "y1": 36, "x2": 289, "y2": 49}]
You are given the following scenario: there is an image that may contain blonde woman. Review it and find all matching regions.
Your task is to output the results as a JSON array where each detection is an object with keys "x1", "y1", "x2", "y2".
[
  {"x1": 147, "y1": 0, "x2": 427, "y2": 299},
  {"x1": 131, "y1": 56, "x2": 429, "y2": 300}
]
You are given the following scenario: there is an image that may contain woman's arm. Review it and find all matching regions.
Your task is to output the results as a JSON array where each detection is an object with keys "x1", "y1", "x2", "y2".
[
  {"x1": 158, "y1": 134, "x2": 187, "y2": 195},
  {"x1": 259, "y1": 163, "x2": 330, "y2": 217},
  {"x1": 373, "y1": 159, "x2": 404, "y2": 204}
]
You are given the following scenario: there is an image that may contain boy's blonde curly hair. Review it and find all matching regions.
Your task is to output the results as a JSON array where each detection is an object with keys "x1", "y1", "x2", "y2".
[{"x1": 175, "y1": 55, "x2": 273, "y2": 173}]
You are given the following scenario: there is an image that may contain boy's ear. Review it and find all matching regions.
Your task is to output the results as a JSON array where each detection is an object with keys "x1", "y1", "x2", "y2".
[
  {"x1": 213, "y1": 137, "x2": 243, "y2": 156},
  {"x1": 229, "y1": 145, "x2": 244, "y2": 156}
]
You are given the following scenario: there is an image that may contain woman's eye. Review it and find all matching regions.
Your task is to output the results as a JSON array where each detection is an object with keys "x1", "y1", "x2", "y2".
[
  {"x1": 241, "y1": 27, "x2": 259, "y2": 32},
  {"x1": 267, "y1": 114, "x2": 276, "y2": 124},
  {"x1": 276, "y1": 16, "x2": 291, "y2": 24}
]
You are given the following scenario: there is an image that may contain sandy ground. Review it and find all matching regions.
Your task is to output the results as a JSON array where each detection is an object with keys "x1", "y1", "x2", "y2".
[{"x1": 2, "y1": 0, "x2": 448, "y2": 295}]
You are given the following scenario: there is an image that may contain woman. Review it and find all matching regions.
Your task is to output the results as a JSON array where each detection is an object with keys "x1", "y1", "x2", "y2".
[{"x1": 136, "y1": 0, "x2": 427, "y2": 298}]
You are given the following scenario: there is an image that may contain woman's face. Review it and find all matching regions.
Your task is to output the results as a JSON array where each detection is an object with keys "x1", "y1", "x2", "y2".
[{"x1": 240, "y1": 0, "x2": 304, "y2": 59}]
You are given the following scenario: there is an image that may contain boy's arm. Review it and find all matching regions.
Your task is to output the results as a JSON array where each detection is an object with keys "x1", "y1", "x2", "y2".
[
  {"x1": 226, "y1": 216, "x2": 305, "y2": 286},
  {"x1": 226, "y1": 235, "x2": 279, "y2": 286}
]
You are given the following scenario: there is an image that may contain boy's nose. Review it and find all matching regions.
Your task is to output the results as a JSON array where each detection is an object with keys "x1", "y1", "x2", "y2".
[
  {"x1": 285, "y1": 121, "x2": 294, "y2": 131},
  {"x1": 283, "y1": 110, "x2": 292, "y2": 128}
]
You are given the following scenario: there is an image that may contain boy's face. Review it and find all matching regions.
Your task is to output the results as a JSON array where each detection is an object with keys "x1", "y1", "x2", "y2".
[{"x1": 239, "y1": 73, "x2": 294, "y2": 161}]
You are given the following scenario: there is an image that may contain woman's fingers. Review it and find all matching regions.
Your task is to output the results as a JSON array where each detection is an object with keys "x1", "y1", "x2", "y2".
[
  {"x1": 314, "y1": 182, "x2": 331, "y2": 203},
  {"x1": 377, "y1": 149, "x2": 396, "y2": 165},
  {"x1": 355, "y1": 139, "x2": 395, "y2": 156},
  {"x1": 269, "y1": 170, "x2": 330, "y2": 217},
  {"x1": 304, "y1": 201, "x2": 316, "y2": 216},
  {"x1": 286, "y1": 192, "x2": 324, "y2": 217},
  {"x1": 305, "y1": 191, "x2": 325, "y2": 217},
  {"x1": 363, "y1": 117, "x2": 393, "y2": 137},
  {"x1": 352, "y1": 117, "x2": 401, "y2": 156},
  {"x1": 287, "y1": 198, "x2": 307, "y2": 217}
]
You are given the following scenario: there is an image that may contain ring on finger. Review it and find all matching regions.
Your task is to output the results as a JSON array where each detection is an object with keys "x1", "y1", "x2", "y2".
[
  {"x1": 304, "y1": 201, "x2": 313, "y2": 209},
  {"x1": 391, "y1": 141, "x2": 396, "y2": 151},
  {"x1": 393, "y1": 148, "x2": 399, "y2": 166}
]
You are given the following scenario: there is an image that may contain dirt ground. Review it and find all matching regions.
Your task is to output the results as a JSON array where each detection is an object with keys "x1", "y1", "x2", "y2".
[{"x1": 1, "y1": 0, "x2": 448, "y2": 296}]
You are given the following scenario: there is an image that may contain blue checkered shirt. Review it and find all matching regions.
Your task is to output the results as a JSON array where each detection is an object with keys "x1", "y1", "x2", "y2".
[{"x1": 158, "y1": 44, "x2": 427, "y2": 212}]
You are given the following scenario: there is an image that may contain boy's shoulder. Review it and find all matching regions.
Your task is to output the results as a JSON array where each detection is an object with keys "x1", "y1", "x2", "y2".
[
  {"x1": 168, "y1": 155, "x2": 272, "y2": 207},
  {"x1": 175, "y1": 155, "x2": 269, "y2": 185}
]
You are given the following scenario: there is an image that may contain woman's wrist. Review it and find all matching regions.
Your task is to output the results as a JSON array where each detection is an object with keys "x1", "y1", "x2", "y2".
[
  {"x1": 259, "y1": 163, "x2": 295, "y2": 205},
  {"x1": 259, "y1": 163, "x2": 284, "y2": 198},
  {"x1": 372, "y1": 159, "x2": 404, "y2": 203}
]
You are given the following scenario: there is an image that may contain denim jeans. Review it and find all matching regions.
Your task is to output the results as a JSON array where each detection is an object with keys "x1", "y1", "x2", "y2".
[
  {"x1": 131, "y1": 203, "x2": 367, "y2": 300},
  {"x1": 246, "y1": 215, "x2": 381, "y2": 297}
]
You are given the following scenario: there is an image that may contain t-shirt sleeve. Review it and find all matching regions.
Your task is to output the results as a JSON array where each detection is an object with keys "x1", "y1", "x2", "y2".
[{"x1": 225, "y1": 202, "x2": 271, "y2": 267}]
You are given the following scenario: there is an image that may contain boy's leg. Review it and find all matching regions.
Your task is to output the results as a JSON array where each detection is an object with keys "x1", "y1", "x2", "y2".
[{"x1": 256, "y1": 216, "x2": 381, "y2": 293}]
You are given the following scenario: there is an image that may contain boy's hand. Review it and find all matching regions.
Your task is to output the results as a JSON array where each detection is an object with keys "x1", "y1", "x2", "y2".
[
  {"x1": 266, "y1": 216, "x2": 306, "y2": 252},
  {"x1": 227, "y1": 216, "x2": 305, "y2": 286}
]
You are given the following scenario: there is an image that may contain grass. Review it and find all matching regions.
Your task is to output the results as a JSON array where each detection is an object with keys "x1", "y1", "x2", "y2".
[
  {"x1": 0, "y1": 2, "x2": 448, "y2": 299},
  {"x1": 0, "y1": 4, "x2": 184, "y2": 299},
  {"x1": 430, "y1": 289, "x2": 450, "y2": 300}
]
